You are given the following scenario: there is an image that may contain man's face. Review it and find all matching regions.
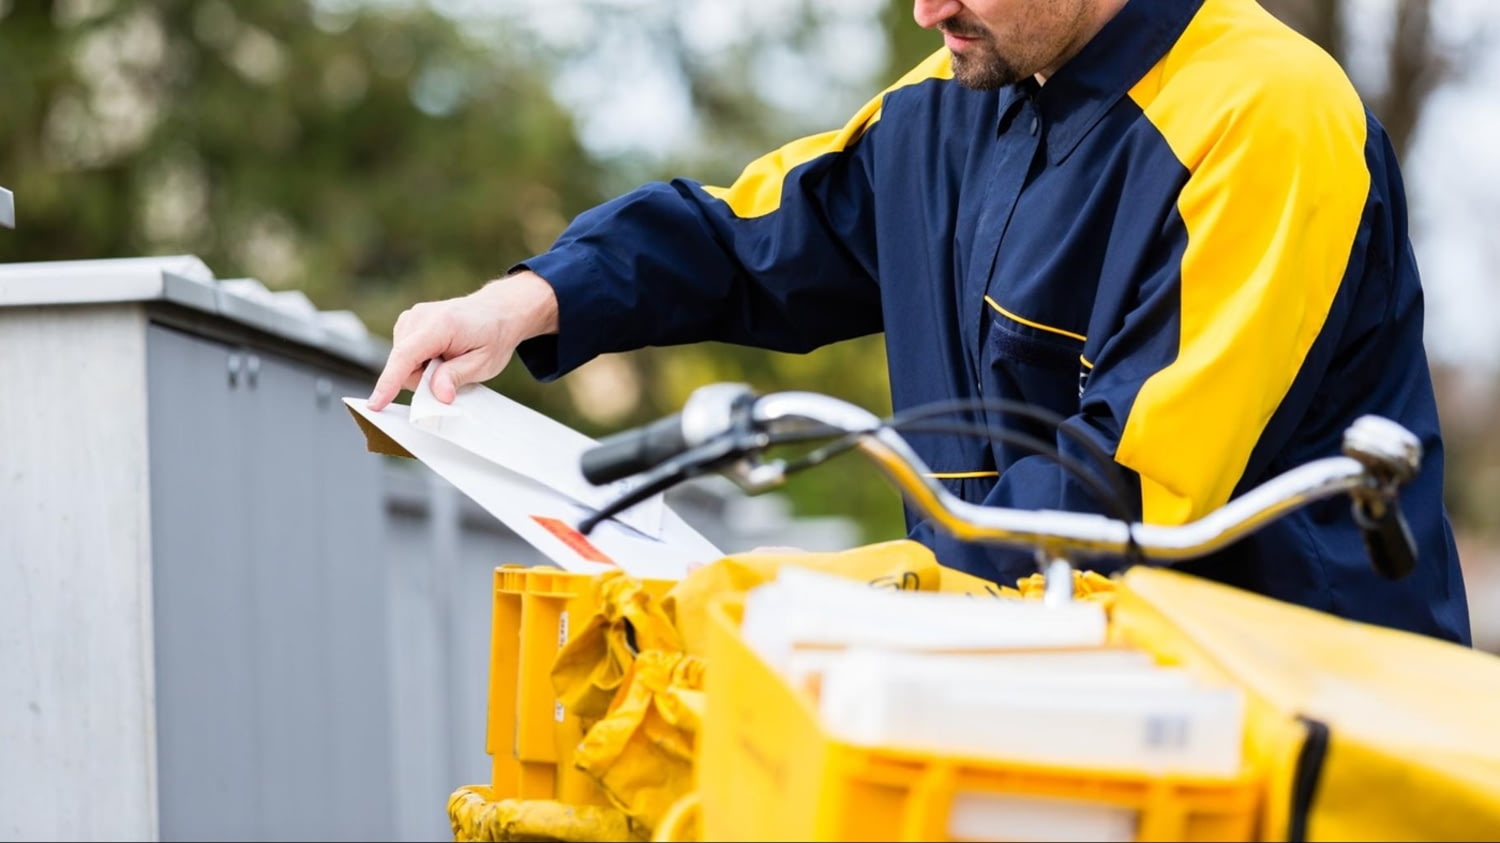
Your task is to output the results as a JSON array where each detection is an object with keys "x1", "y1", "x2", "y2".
[{"x1": 913, "y1": 0, "x2": 1093, "y2": 90}]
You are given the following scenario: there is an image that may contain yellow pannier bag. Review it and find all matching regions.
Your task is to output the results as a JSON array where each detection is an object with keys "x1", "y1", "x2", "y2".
[
  {"x1": 448, "y1": 786, "x2": 646, "y2": 842},
  {"x1": 550, "y1": 570, "x2": 684, "y2": 731},
  {"x1": 1111, "y1": 566, "x2": 1500, "y2": 842},
  {"x1": 571, "y1": 649, "x2": 707, "y2": 833}
]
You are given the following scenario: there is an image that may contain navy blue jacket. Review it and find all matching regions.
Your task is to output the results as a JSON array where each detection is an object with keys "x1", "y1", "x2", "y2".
[{"x1": 517, "y1": 0, "x2": 1471, "y2": 644}]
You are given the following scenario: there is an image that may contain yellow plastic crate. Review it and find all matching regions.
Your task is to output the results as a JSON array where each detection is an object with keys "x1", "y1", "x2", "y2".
[
  {"x1": 484, "y1": 564, "x2": 674, "y2": 804},
  {"x1": 698, "y1": 597, "x2": 1262, "y2": 842}
]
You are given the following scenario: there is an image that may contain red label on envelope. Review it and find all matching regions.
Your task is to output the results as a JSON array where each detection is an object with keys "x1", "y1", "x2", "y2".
[{"x1": 530, "y1": 516, "x2": 616, "y2": 566}]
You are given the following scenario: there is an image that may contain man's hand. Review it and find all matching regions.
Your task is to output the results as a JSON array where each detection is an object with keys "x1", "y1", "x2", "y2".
[{"x1": 367, "y1": 270, "x2": 559, "y2": 411}]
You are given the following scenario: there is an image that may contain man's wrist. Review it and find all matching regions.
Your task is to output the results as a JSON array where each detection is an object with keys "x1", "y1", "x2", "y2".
[{"x1": 483, "y1": 268, "x2": 559, "y2": 339}]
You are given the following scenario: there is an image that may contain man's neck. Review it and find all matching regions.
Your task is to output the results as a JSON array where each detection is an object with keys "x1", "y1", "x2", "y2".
[{"x1": 1035, "y1": 0, "x2": 1132, "y2": 85}]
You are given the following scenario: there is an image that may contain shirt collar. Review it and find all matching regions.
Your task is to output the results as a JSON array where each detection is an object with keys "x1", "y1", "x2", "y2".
[
  {"x1": 1005, "y1": 0, "x2": 1204, "y2": 165},
  {"x1": 992, "y1": 77, "x2": 1038, "y2": 137}
]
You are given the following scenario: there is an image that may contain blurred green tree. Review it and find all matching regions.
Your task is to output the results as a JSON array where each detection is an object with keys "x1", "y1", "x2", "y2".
[{"x1": 0, "y1": 0, "x2": 606, "y2": 418}]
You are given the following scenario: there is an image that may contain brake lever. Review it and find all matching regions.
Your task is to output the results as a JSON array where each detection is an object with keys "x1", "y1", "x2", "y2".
[
  {"x1": 1341, "y1": 415, "x2": 1423, "y2": 580},
  {"x1": 1351, "y1": 494, "x2": 1417, "y2": 580}
]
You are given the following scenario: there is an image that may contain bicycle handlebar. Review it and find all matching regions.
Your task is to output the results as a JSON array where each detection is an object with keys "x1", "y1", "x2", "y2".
[{"x1": 577, "y1": 383, "x2": 1420, "y2": 581}]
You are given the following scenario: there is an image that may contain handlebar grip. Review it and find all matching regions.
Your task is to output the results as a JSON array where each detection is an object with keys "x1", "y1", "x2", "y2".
[
  {"x1": 1352, "y1": 498, "x2": 1417, "y2": 580},
  {"x1": 580, "y1": 413, "x2": 689, "y2": 486}
]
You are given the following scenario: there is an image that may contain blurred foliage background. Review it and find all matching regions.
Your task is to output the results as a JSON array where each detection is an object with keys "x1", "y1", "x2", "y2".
[{"x1": 3, "y1": 0, "x2": 1498, "y2": 585}]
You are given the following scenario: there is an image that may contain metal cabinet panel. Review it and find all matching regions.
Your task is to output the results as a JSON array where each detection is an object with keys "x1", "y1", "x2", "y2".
[
  {"x1": 146, "y1": 324, "x2": 395, "y2": 841},
  {"x1": 310, "y1": 369, "x2": 398, "y2": 842},
  {"x1": 146, "y1": 324, "x2": 262, "y2": 841},
  {"x1": 378, "y1": 465, "x2": 540, "y2": 842},
  {"x1": 239, "y1": 350, "x2": 341, "y2": 842},
  {"x1": 382, "y1": 475, "x2": 468, "y2": 843}
]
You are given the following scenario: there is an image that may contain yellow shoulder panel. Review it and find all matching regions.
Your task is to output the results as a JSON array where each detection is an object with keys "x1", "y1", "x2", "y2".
[
  {"x1": 703, "y1": 49, "x2": 954, "y2": 219},
  {"x1": 1119, "y1": 0, "x2": 1371, "y2": 524}
]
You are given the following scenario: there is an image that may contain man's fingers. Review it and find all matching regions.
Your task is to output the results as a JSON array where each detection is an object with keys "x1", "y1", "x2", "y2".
[
  {"x1": 431, "y1": 349, "x2": 506, "y2": 404},
  {"x1": 368, "y1": 340, "x2": 436, "y2": 411},
  {"x1": 431, "y1": 365, "x2": 458, "y2": 404},
  {"x1": 367, "y1": 289, "x2": 523, "y2": 410},
  {"x1": 367, "y1": 367, "x2": 414, "y2": 412}
]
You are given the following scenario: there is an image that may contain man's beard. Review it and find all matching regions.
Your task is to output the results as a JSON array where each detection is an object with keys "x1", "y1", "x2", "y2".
[
  {"x1": 952, "y1": 47, "x2": 1026, "y2": 90},
  {"x1": 942, "y1": 21, "x2": 1026, "y2": 90}
]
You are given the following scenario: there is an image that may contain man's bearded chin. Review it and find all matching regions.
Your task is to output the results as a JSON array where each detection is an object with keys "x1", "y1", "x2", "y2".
[{"x1": 951, "y1": 43, "x2": 1028, "y2": 91}]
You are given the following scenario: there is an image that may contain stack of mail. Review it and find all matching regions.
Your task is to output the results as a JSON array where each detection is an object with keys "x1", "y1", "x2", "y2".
[
  {"x1": 741, "y1": 567, "x2": 1246, "y2": 779},
  {"x1": 742, "y1": 566, "x2": 1110, "y2": 694}
]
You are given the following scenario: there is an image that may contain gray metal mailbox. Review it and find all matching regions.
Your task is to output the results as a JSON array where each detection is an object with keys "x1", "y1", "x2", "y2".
[{"x1": 0, "y1": 255, "x2": 857, "y2": 842}]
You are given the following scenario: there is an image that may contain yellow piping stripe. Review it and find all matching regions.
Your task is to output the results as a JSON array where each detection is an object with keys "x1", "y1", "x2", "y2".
[
  {"x1": 1080, "y1": 355, "x2": 1094, "y2": 370},
  {"x1": 1116, "y1": 0, "x2": 1369, "y2": 525},
  {"x1": 984, "y1": 295, "x2": 1087, "y2": 342},
  {"x1": 703, "y1": 50, "x2": 953, "y2": 219},
  {"x1": 927, "y1": 471, "x2": 1000, "y2": 479}
]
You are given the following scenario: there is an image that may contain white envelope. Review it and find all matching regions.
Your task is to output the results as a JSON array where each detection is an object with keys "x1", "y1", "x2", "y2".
[
  {"x1": 343, "y1": 370, "x2": 723, "y2": 580},
  {"x1": 407, "y1": 361, "x2": 665, "y2": 538}
]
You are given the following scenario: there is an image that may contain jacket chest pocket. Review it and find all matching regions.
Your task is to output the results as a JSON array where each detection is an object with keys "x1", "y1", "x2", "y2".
[{"x1": 979, "y1": 303, "x2": 1087, "y2": 440}]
